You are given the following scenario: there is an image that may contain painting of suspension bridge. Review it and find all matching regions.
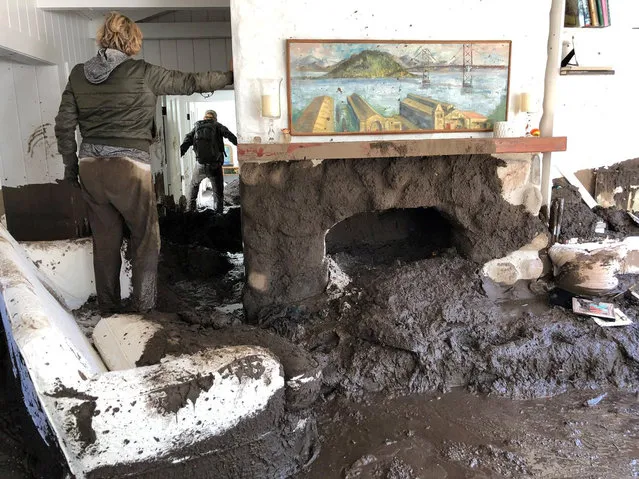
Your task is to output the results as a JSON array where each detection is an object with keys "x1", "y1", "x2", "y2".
[{"x1": 287, "y1": 40, "x2": 511, "y2": 135}]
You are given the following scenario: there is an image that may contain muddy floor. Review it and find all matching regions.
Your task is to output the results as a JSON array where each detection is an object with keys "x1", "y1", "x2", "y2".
[
  {"x1": 3, "y1": 194, "x2": 639, "y2": 477},
  {"x1": 299, "y1": 388, "x2": 639, "y2": 478}
]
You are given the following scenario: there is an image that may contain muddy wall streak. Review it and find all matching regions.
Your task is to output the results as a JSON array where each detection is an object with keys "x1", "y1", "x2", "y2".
[{"x1": 240, "y1": 155, "x2": 546, "y2": 318}]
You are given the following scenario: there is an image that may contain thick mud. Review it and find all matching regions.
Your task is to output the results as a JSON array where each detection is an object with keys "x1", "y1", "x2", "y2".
[
  {"x1": 298, "y1": 388, "x2": 639, "y2": 478},
  {"x1": 4, "y1": 191, "x2": 639, "y2": 477},
  {"x1": 258, "y1": 252, "x2": 639, "y2": 400},
  {"x1": 551, "y1": 178, "x2": 639, "y2": 241}
]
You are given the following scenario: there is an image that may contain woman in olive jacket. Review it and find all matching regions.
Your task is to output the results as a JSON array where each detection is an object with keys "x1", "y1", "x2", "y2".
[{"x1": 55, "y1": 12, "x2": 233, "y2": 314}]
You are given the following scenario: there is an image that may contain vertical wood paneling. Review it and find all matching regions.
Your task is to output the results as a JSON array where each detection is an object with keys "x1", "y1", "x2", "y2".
[
  {"x1": 55, "y1": 14, "x2": 68, "y2": 65},
  {"x1": 44, "y1": 11, "x2": 55, "y2": 47},
  {"x1": 143, "y1": 40, "x2": 161, "y2": 66},
  {"x1": 16, "y1": 0, "x2": 27, "y2": 34},
  {"x1": 72, "y1": 15, "x2": 81, "y2": 63},
  {"x1": 30, "y1": 1, "x2": 39, "y2": 40},
  {"x1": 0, "y1": 62, "x2": 28, "y2": 187},
  {"x1": 37, "y1": 7, "x2": 46, "y2": 42},
  {"x1": 0, "y1": 0, "x2": 9, "y2": 31},
  {"x1": 0, "y1": 7, "x2": 93, "y2": 187},
  {"x1": 159, "y1": 40, "x2": 178, "y2": 70},
  {"x1": 69, "y1": 15, "x2": 78, "y2": 65},
  {"x1": 7, "y1": 0, "x2": 18, "y2": 30},
  {"x1": 134, "y1": 43, "x2": 145, "y2": 61},
  {"x1": 13, "y1": 64, "x2": 49, "y2": 184},
  {"x1": 86, "y1": 37, "x2": 94, "y2": 61},
  {"x1": 209, "y1": 39, "x2": 227, "y2": 71},
  {"x1": 176, "y1": 39, "x2": 195, "y2": 72},
  {"x1": 193, "y1": 39, "x2": 211, "y2": 72},
  {"x1": 36, "y1": 65, "x2": 64, "y2": 182}
]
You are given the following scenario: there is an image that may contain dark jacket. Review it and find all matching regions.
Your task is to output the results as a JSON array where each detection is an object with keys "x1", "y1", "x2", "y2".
[
  {"x1": 180, "y1": 119, "x2": 238, "y2": 165},
  {"x1": 55, "y1": 50, "x2": 233, "y2": 164}
]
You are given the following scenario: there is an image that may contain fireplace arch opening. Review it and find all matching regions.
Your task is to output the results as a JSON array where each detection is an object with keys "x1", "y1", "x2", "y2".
[{"x1": 325, "y1": 207, "x2": 462, "y2": 266}]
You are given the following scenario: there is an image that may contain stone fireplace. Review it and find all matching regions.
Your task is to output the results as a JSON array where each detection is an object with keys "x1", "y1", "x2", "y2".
[{"x1": 239, "y1": 142, "x2": 562, "y2": 319}]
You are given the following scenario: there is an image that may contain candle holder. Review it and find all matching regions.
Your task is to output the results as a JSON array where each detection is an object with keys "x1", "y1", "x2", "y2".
[
  {"x1": 259, "y1": 78, "x2": 282, "y2": 143},
  {"x1": 520, "y1": 92, "x2": 539, "y2": 137}
]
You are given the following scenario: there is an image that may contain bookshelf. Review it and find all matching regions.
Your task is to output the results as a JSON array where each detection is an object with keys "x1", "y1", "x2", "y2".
[
  {"x1": 562, "y1": 0, "x2": 614, "y2": 75},
  {"x1": 565, "y1": 0, "x2": 611, "y2": 28}
]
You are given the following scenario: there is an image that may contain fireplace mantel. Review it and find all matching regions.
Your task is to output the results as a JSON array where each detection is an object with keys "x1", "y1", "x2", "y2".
[{"x1": 237, "y1": 137, "x2": 567, "y2": 164}]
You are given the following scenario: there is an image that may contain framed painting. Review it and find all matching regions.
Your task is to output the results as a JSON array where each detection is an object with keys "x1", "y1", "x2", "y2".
[{"x1": 286, "y1": 39, "x2": 511, "y2": 136}]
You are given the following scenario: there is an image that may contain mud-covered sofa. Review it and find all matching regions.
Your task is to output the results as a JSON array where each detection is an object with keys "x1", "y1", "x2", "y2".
[{"x1": 0, "y1": 225, "x2": 318, "y2": 478}]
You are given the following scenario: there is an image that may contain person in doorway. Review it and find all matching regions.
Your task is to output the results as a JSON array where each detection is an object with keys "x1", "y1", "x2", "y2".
[
  {"x1": 180, "y1": 110, "x2": 237, "y2": 213},
  {"x1": 54, "y1": 12, "x2": 233, "y2": 315}
]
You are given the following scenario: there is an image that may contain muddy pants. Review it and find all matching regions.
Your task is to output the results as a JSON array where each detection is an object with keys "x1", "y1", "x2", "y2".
[
  {"x1": 188, "y1": 163, "x2": 224, "y2": 212},
  {"x1": 79, "y1": 157, "x2": 160, "y2": 313}
]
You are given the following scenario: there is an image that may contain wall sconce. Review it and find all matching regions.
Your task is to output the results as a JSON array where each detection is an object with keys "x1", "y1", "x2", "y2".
[
  {"x1": 520, "y1": 92, "x2": 539, "y2": 136},
  {"x1": 259, "y1": 78, "x2": 283, "y2": 143}
]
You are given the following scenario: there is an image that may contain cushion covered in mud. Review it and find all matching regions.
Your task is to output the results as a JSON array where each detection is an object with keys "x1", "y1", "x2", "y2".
[{"x1": 92, "y1": 315, "x2": 167, "y2": 371}]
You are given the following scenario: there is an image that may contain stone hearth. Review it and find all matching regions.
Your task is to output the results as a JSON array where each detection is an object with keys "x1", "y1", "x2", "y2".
[{"x1": 240, "y1": 154, "x2": 548, "y2": 318}]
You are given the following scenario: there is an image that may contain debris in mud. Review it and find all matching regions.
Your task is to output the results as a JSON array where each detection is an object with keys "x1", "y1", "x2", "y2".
[
  {"x1": 593, "y1": 206, "x2": 639, "y2": 236},
  {"x1": 159, "y1": 206, "x2": 242, "y2": 253},
  {"x1": 551, "y1": 178, "x2": 639, "y2": 241},
  {"x1": 224, "y1": 178, "x2": 240, "y2": 207},
  {"x1": 442, "y1": 441, "x2": 531, "y2": 477},
  {"x1": 550, "y1": 180, "x2": 602, "y2": 242},
  {"x1": 344, "y1": 454, "x2": 417, "y2": 479},
  {"x1": 584, "y1": 392, "x2": 607, "y2": 407}
]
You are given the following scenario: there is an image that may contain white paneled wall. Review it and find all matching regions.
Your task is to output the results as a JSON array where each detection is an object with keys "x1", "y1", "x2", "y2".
[
  {"x1": 137, "y1": 39, "x2": 232, "y2": 73},
  {"x1": 136, "y1": 8, "x2": 232, "y2": 73},
  {"x1": 0, "y1": 0, "x2": 93, "y2": 67},
  {"x1": 0, "y1": 61, "x2": 69, "y2": 188},
  {"x1": 0, "y1": 0, "x2": 93, "y2": 189},
  {"x1": 0, "y1": 3, "x2": 232, "y2": 198}
]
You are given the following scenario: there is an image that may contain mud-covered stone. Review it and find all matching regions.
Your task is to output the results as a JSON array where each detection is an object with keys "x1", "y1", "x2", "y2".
[{"x1": 241, "y1": 155, "x2": 546, "y2": 318}]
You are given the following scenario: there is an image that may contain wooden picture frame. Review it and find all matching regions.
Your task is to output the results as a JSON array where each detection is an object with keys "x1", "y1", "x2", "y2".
[{"x1": 286, "y1": 39, "x2": 512, "y2": 136}]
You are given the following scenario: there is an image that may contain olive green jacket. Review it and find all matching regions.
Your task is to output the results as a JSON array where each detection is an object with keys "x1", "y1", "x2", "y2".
[{"x1": 55, "y1": 58, "x2": 233, "y2": 166}]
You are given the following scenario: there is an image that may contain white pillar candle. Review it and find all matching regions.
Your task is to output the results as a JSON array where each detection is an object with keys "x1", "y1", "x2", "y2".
[
  {"x1": 261, "y1": 94, "x2": 280, "y2": 118},
  {"x1": 521, "y1": 92, "x2": 536, "y2": 113}
]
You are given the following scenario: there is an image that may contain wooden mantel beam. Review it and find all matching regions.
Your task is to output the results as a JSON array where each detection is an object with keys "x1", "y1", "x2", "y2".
[{"x1": 238, "y1": 137, "x2": 568, "y2": 164}]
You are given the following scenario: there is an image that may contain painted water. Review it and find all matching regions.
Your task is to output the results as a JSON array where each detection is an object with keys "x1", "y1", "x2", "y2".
[{"x1": 290, "y1": 69, "x2": 509, "y2": 131}]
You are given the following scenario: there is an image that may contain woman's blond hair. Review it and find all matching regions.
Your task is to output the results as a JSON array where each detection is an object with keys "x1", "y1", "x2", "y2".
[{"x1": 96, "y1": 12, "x2": 143, "y2": 56}]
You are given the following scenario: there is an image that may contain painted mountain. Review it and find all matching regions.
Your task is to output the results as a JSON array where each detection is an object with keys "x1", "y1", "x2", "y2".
[
  {"x1": 293, "y1": 55, "x2": 335, "y2": 72},
  {"x1": 323, "y1": 50, "x2": 414, "y2": 78}
]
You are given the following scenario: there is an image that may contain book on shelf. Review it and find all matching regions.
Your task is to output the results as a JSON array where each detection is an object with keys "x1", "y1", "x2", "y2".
[
  {"x1": 600, "y1": 0, "x2": 611, "y2": 26},
  {"x1": 588, "y1": 0, "x2": 600, "y2": 26},
  {"x1": 596, "y1": 0, "x2": 604, "y2": 26},
  {"x1": 565, "y1": 0, "x2": 579, "y2": 27},
  {"x1": 579, "y1": 0, "x2": 592, "y2": 26}
]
